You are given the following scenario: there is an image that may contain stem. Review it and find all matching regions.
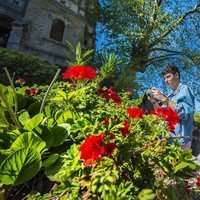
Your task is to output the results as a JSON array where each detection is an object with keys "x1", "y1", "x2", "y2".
[
  {"x1": 39, "y1": 68, "x2": 61, "y2": 113},
  {"x1": 0, "y1": 111, "x2": 9, "y2": 126},
  {"x1": 3, "y1": 67, "x2": 18, "y2": 114},
  {"x1": 0, "y1": 88, "x2": 22, "y2": 129}
]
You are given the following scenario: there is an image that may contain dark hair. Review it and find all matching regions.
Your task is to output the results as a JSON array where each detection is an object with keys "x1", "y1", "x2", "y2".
[{"x1": 161, "y1": 65, "x2": 180, "y2": 78}]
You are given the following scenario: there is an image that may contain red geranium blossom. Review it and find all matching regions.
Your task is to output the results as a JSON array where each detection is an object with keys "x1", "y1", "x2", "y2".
[
  {"x1": 79, "y1": 133, "x2": 116, "y2": 167},
  {"x1": 18, "y1": 77, "x2": 26, "y2": 84},
  {"x1": 25, "y1": 89, "x2": 40, "y2": 95},
  {"x1": 61, "y1": 65, "x2": 97, "y2": 81},
  {"x1": 98, "y1": 86, "x2": 122, "y2": 104},
  {"x1": 127, "y1": 107, "x2": 144, "y2": 119},
  {"x1": 150, "y1": 107, "x2": 180, "y2": 133},
  {"x1": 196, "y1": 177, "x2": 200, "y2": 188},
  {"x1": 119, "y1": 120, "x2": 130, "y2": 137},
  {"x1": 101, "y1": 117, "x2": 110, "y2": 125}
]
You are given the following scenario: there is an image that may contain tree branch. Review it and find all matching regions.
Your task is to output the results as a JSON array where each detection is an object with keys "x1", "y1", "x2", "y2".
[
  {"x1": 149, "y1": 3, "x2": 200, "y2": 48},
  {"x1": 150, "y1": 47, "x2": 184, "y2": 54},
  {"x1": 148, "y1": 53, "x2": 180, "y2": 63},
  {"x1": 146, "y1": 0, "x2": 163, "y2": 37}
]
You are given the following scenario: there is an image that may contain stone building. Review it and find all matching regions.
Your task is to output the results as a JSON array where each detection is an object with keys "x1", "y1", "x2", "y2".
[{"x1": 0, "y1": 0, "x2": 97, "y2": 65}]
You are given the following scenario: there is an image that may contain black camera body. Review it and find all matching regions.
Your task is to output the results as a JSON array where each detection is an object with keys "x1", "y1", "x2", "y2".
[{"x1": 147, "y1": 91, "x2": 154, "y2": 99}]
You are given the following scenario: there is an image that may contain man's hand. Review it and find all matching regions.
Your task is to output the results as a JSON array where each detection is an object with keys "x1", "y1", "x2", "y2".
[{"x1": 151, "y1": 87, "x2": 168, "y2": 102}]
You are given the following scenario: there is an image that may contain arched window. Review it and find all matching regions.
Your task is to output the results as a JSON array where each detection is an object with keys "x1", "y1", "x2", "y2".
[{"x1": 50, "y1": 18, "x2": 65, "y2": 42}]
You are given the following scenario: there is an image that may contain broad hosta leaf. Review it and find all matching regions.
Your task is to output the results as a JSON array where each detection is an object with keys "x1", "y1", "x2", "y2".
[
  {"x1": 10, "y1": 132, "x2": 46, "y2": 153},
  {"x1": 16, "y1": 93, "x2": 27, "y2": 110},
  {"x1": 44, "y1": 156, "x2": 64, "y2": 182},
  {"x1": 24, "y1": 113, "x2": 44, "y2": 131},
  {"x1": 0, "y1": 149, "x2": 11, "y2": 164},
  {"x1": 27, "y1": 101, "x2": 41, "y2": 117},
  {"x1": 0, "y1": 147, "x2": 42, "y2": 186},
  {"x1": 50, "y1": 124, "x2": 70, "y2": 147},
  {"x1": 18, "y1": 111, "x2": 30, "y2": 126}
]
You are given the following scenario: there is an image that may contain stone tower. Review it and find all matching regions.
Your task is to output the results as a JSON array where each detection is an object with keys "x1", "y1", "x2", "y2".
[{"x1": 0, "y1": 0, "x2": 97, "y2": 65}]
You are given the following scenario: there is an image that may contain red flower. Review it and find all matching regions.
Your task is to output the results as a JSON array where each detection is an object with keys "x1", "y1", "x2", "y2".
[
  {"x1": 196, "y1": 177, "x2": 200, "y2": 188},
  {"x1": 98, "y1": 86, "x2": 122, "y2": 104},
  {"x1": 109, "y1": 134, "x2": 115, "y2": 139},
  {"x1": 25, "y1": 89, "x2": 40, "y2": 95},
  {"x1": 79, "y1": 133, "x2": 116, "y2": 167},
  {"x1": 184, "y1": 180, "x2": 190, "y2": 196},
  {"x1": 126, "y1": 90, "x2": 133, "y2": 95},
  {"x1": 104, "y1": 143, "x2": 116, "y2": 157},
  {"x1": 150, "y1": 107, "x2": 180, "y2": 133},
  {"x1": 61, "y1": 65, "x2": 97, "y2": 81},
  {"x1": 102, "y1": 117, "x2": 110, "y2": 125},
  {"x1": 18, "y1": 77, "x2": 25, "y2": 84},
  {"x1": 127, "y1": 107, "x2": 144, "y2": 119},
  {"x1": 119, "y1": 120, "x2": 130, "y2": 137}
]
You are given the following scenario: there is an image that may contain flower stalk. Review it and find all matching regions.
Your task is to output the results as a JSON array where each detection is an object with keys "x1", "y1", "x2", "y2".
[
  {"x1": 0, "y1": 88, "x2": 22, "y2": 129},
  {"x1": 39, "y1": 68, "x2": 61, "y2": 113},
  {"x1": 3, "y1": 67, "x2": 18, "y2": 114}
]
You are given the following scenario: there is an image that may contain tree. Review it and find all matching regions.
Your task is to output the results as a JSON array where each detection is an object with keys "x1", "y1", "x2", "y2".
[{"x1": 97, "y1": 0, "x2": 200, "y2": 89}]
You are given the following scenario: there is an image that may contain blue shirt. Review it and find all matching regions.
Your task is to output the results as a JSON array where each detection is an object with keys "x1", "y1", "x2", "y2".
[{"x1": 168, "y1": 83, "x2": 195, "y2": 145}]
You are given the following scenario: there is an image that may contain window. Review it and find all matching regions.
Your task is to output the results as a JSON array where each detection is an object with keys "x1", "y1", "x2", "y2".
[{"x1": 50, "y1": 18, "x2": 65, "y2": 42}]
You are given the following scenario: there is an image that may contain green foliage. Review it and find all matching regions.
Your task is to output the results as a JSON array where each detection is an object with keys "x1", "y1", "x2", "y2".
[
  {"x1": 97, "y1": 0, "x2": 200, "y2": 90},
  {"x1": 0, "y1": 42, "x2": 198, "y2": 199},
  {"x1": 194, "y1": 113, "x2": 200, "y2": 129},
  {"x1": 138, "y1": 189, "x2": 156, "y2": 200},
  {"x1": 0, "y1": 47, "x2": 58, "y2": 85},
  {"x1": 0, "y1": 131, "x2": 45, "y2": 186},
  {"x1": 65, "y1": 41, "x2": 94, "y2": 66}
]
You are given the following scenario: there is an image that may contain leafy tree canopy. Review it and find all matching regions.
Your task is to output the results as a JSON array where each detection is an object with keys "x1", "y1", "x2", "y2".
[{"x1": 96, "y1": 0, "x2": 200, "y2": 90}]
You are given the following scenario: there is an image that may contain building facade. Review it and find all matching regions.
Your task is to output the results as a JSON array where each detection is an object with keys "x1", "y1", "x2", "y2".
[{"x1": 0, "y1": 0, "x2": 96, "y2": 65}]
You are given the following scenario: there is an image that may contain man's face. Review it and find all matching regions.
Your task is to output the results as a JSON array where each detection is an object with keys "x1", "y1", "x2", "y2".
[{"x1": 163, "y1": 72, "x2": 179, "y2": 90}]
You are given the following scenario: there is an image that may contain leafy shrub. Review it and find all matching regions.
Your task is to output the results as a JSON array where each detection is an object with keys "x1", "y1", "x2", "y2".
[
  {"x1": 0, "y1": 47, "x2": 58, "y2": 85},
  {"x1": 194, "y1": 113, "x2": 200, "y2": 129},
  {"x1": 0, "y1": 43, "x2": 198, "y2": 200}
]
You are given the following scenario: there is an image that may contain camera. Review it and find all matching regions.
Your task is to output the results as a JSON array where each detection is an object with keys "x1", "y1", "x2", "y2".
[{"x1": 146, "y1": 90, "x2": 155, "y2": 99}]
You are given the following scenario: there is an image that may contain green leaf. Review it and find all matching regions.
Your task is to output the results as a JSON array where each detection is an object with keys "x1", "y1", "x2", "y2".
[
  {"x1": 64, "y1": 50, "x2": 74, "y2": 61},
  {"x1": 44, "y1": 105, "x2": 58, "y2": 118},
  {"x1": 138, "y1": 189, "x2": 156, "y2": 200},
  {"x1": 42, "y1": 154, "x2": 60, "y2": 168},
  {"x1": 51, "y1": 96, "x2": 63, "y2": 101},
  {"x1": 27, "y1": 101, "x2": 41, "y2": 117},
  {"x1": 174, "y1": 162, "x2": 189, "y2": 173},
  {"x1": 66, "y1": 40, "x2": 76, "y2": 53},
  {"x1": 67, "y1": 91, "x2": 75, "y2": 100},
  {"x1": 82, "y1": 49, "x2": 94, "y2": 59},
  {"x1": 50, "y1": 124, "x2": 70, "y2": 147},
  {"x1": 188, "y1": 161, "x2": 197, "y2": 170},
  {"x1": 57, "y1": 91, "x2": 67, "y2": 100},
  {"x1": 0, "y1": 149, "x2": 11, "y2": 164},
  {"x1": 0, "y1": 147, "x2": 42, "y2": 186},
  {"x1": 57, "y1": 110, "x2": 74, "y2": 125},
  {"x1": 18, "y1": 111, "x2": 30, "y2": 126},
  {"x1": 16, "y1": 93, "x2": 27, "y2": 110},
  {"x1": 10, "y1": 132, "x2": 46, "y2": 153},
  {"x1": 24, "y1": 113, "x2": 44, "y2": 131},
  {"x1": 44, "y1": 156, "x2": 64, "y2": 182}
]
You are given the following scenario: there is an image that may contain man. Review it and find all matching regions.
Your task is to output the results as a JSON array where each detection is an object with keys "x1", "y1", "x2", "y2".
[{"x1": 148, "y1": 66, "x2": 195, "y2": 149}]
